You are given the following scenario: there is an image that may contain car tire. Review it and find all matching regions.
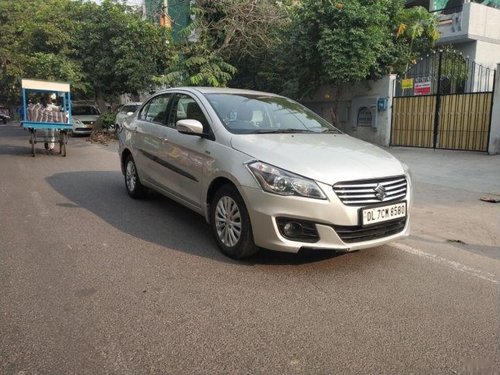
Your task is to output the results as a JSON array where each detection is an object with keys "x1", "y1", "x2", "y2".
[
  {"x1": 124, "y1": 155, "x2": 147, "y2": 199},
  {"x1": 210, "y1": 184, "x2": 259, "y2": 259}
]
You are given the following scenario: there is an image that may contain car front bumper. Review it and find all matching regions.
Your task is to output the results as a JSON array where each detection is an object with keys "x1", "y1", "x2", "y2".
[
  {"x1": 72, "y1": 123, "x2": 94, "y2": 135},
  {"x1": 240, "y1": 180, "x2": 411, "y2": 253}
]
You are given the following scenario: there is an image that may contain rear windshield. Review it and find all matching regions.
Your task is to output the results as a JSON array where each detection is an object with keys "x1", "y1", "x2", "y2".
[{"x1": 205, "y1": 93, "x2": 340, "y2": 134}]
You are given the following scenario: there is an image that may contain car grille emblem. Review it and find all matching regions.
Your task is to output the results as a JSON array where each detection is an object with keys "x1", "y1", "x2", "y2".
[{"x1": 374, "y1": 184, "x2": 386, "y2": 201}]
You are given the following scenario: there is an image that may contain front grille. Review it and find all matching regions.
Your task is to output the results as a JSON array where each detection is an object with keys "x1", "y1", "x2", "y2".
[
  {"x1": 333, "y1": 218, "x2": 406, "y2": 243},
  {"x1": 333, "y1": 175, "x2": 407, "y2": 206}
]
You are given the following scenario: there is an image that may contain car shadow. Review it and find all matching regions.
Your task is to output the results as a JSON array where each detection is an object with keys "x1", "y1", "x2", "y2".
[{"x1": 46, "y1": 171, "x2": 345, "y2": 266}]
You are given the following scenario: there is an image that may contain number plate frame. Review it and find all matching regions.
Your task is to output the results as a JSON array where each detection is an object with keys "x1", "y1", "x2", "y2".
[{"x1": 359, "y1": 201, "x2": 407, "y2": 227}]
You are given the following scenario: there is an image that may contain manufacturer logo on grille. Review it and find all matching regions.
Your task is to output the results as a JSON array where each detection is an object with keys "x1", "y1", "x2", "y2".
[{"x1": 374, "y1": 184, "x2": 386, "y2": 201}]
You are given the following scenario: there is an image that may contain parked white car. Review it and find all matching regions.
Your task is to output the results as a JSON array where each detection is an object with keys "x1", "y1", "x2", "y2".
[
  {"x1": 72, "y1": 103, "x2": 100, "y2": 135},
  {"x1": 115, "y1": 102, "x2": 142, "y2": 130},
  {"x1": 118, "y1": 87, "x2": 411, "y2": 259}
]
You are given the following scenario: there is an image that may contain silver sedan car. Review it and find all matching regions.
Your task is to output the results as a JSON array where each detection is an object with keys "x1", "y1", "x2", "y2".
[{"x1": 119, "y1": 87, "x2": 411, "y2": 259}]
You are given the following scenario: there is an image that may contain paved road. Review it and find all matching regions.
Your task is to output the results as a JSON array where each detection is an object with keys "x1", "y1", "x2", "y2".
[{"x1": 1, "y1": 123, "x2": 499, "y2": 374}]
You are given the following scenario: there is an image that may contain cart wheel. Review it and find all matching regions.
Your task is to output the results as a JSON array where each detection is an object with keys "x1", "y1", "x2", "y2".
[
  {"x1": 30, "y1": 130, "x2": 35, "y2": 157},
  {"x1": 61, "y1": 131, "x2": 67, "y2": 157}
]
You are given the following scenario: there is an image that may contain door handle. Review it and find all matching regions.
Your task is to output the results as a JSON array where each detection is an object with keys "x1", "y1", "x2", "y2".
[{"x1": 161, "y1": 137, "x2": 168, "y2": 143}]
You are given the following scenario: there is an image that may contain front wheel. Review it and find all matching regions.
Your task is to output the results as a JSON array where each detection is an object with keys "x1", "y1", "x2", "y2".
[
  {"x1": 210, "y1": 185, "x2": 259, "y2": 259},
  {"x1": 124, "y1": 155, "x2": 147, "y2": 198}
]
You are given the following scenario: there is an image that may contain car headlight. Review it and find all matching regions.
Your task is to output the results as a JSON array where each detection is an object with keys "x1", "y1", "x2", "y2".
[
  {"x1": 401, "y1": 162, "x2": 412, "y2": 179},
  {"x1": 247, "y1": 161, "x2": 326, "y2": 199}
]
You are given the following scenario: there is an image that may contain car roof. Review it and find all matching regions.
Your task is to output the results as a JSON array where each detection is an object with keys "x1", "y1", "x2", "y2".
[{"x1": 161, "y1": 87, "x2": 282, "y2": 97}]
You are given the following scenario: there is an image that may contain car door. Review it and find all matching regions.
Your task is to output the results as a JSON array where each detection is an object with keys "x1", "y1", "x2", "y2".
[
  {"x1": 155, "y1": 93, "x2": 216, "y2": 211},
  {"x1": 132, "y1": 93, "x2": 173, "y2": 187}
]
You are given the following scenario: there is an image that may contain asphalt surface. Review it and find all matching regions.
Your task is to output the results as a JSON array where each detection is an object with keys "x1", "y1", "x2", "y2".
[{"x1": 1, "y1": 123, "x2": 499, "y2": 374}]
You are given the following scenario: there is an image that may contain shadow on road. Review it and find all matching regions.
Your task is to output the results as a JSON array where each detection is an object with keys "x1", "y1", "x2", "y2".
[
  {"x1": 47, "y1": 171, "x2": 345, "y2": 266},
  {"x1": 0, "y1": 144, "x2": 33, "y2": 156}
]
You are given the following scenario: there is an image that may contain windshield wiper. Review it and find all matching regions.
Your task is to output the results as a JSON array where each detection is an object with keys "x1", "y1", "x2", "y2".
[
  {"x1": 318, "y1": 128, "x2": 341, "y2": 134},
  {"x1": 252, "y1": 128, "x2": 314, "y2": 134}
]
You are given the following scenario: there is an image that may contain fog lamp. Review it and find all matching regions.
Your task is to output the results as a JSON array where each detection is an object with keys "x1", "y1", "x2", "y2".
[{"x1": 283, "y1": 222, "x2": 303, "y2": 237}]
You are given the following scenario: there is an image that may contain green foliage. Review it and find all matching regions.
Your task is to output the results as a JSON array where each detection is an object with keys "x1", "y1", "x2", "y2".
[
  {"x1": 159, "y1": 44, "x2": 236, "y2": 87},
  {"x1": 73, "y1": 0, "x2": 173, "y2": 105},
  {"x1": 0, "y1": 0, "x2": 85, "y2": 103},
  {"x1": 0, "y1": 0, "x2": 440, "y2": 106},
  {"x1": 0, "y1": 0, "x2": 172, "y2": 106},
  {"x1": 97, "y1": 110, "x2": 117, "y2": 130},
  {"x1": 245, "y1": 0, "x2": 439, "y2": 98},
  {"x1": 162, "y1": 0, "x2": 287, "y2": 88}
]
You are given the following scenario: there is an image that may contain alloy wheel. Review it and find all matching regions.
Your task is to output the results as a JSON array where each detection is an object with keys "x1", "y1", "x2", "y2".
[
  {"x1": 126, "y1": 160, "x2": 137, "y2": 192},
  {"x1": 215, "y1": 196, "x2": 242, "y2": 247}
]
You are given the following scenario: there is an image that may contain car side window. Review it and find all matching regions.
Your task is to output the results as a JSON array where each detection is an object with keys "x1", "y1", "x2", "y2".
[
  {"x1": 139, "y1": 94, "x2": 171, "y2": 124},
  {"x1": 169, "y1": 94, "x2": 211, "y2": 134}
]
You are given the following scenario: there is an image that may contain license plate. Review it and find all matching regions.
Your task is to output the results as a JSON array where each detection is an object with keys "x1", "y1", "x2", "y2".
[{"x1": 361, "y1": 202, "x2": 406, "y2": 226}]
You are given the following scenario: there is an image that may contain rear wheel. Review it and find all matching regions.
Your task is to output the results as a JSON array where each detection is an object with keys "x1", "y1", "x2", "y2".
[
  {"x1": 29, "y1": 130, "x2": 35, "y2": 157},
  {"x1": 210, "y1": 185, "x2": 259, "y2": 259},
  {"x1": 124, "y1": 155, "x2": 147, "y2": 198},
  {"x1": 60, "y1": 131, "x2": 67, "y2": 157}
]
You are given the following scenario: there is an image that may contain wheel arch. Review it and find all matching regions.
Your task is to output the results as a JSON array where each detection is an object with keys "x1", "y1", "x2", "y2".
[
  {"x1": 205, "y1": 176, "x2": 240, "y2": 224},
  {"x1": 121, "y1": 148, "x2": 132, "y2": 175}
]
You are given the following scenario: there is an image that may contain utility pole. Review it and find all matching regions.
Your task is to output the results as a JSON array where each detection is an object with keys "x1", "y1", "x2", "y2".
[{"x1": 160, "y1": 0, "x2": 171, "y2": 28}]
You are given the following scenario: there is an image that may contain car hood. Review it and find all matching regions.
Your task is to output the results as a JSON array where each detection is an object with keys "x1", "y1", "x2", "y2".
[
  {"x1": 230, "y1": 134, "x2": 404, "y2": 185},
  {"x1": 73, "y1": 115, "x2": 99, "y2": 122}
]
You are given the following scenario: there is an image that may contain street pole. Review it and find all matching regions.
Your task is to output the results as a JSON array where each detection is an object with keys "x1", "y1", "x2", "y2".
[{"x1": 433, "y1": 50, "x2": 443, "y2": 149}]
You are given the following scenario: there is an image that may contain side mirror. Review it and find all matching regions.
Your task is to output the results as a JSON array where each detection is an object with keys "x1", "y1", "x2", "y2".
[{"x1": 177, "y1": 119, "x2": 204, "y2": 135}]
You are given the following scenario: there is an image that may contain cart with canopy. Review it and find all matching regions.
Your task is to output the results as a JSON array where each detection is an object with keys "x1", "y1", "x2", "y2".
[{"x1": 21, "y1": 79, "x2": 72, "y2": 157}]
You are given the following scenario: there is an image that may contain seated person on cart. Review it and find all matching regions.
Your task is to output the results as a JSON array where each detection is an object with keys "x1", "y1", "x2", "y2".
[{"x1": 27, "y1": 94, "x2": 66, "y2": 151}]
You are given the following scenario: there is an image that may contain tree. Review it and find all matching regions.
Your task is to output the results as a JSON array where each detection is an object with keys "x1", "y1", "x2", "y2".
[
  {"x1": 73, "y1": 0, "x2": 173, "y2": 108},
  {"x1": 254, "y1": 0, "x2": 439, "y2": 99},
  {"x1": 0, "y1": 0, "x2": 86, "y2": 105},
  {"x1": 160, "y1": 0, "x2": 288, "y2": 87},
  {"x1": 0, "y1": 0, "x2": 172, "y2": 107}
]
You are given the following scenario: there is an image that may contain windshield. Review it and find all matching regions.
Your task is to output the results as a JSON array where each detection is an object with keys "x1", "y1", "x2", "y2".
[
  {"x1": 205, "y1": 93, "x2": 340, "y2": 134},
  {"x1": 73, "y1": 106, "x2": 100, "y2": 116}
]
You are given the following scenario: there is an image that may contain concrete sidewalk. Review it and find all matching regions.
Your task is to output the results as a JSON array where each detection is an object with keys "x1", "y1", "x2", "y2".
[
  {"x1": 387, "y1": 147, "x2": 500, "y2": 195},
  {"x1": 386, "y1": 146, "x2": 500, "y2": 262}
]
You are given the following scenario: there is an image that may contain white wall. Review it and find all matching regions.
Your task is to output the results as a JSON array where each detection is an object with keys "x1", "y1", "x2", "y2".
[
  {"x1": 474, "y1": 40, "x2": 500, "y2": 71},
  {"x1": 439, "y1": 2, "x2": 500, "y2": 43},
  {"x1": 468, "y1": 2, "x2": 500, "y2": 43},
  {"x1": 303, "y1": 75, "x2": 396, "y2": 146},
  {"x1": 488, "y1": 63, "x2": 500, "y2": 154}
]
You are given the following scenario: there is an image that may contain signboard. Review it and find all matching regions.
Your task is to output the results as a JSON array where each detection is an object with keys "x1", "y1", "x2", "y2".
[
  {"x1": 414, "y1": 81, "x2": 432, "y2": 96},
  {"x1": 402, "y1": 78, "x2": 414, "y2": 90}
]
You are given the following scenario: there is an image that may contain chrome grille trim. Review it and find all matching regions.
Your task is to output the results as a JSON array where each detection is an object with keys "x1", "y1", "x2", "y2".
[{"x1": 333, "y1": 176, "x2": 408, "y2": 206}]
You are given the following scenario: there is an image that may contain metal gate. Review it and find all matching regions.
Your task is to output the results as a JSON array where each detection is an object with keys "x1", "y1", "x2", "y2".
[{"x1": 391, "y1": 50, "x2": 496, "y2": 152}]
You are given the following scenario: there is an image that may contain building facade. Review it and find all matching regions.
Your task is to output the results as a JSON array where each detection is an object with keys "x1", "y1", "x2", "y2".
[
  {"x1": 142, "y1": 0, "x2": 191, "y2": 42},
  {"x1": 406, "y1": 0, "x2": 500, "y2": 69}
]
